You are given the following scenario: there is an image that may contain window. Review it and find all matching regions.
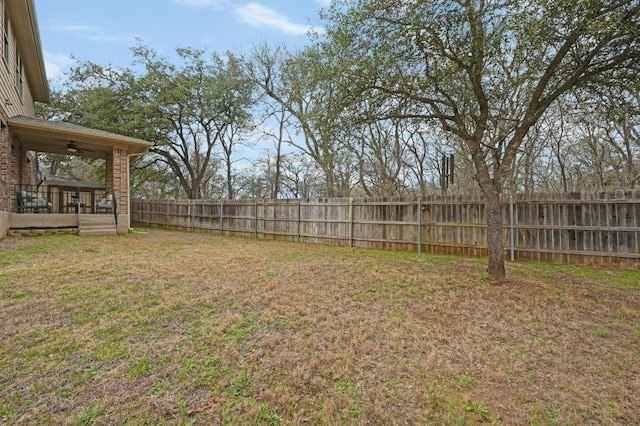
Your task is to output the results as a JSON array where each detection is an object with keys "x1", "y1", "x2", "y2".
[
  {"x1": 2, "y1": 0, "x2": 7, "y2": 63},
  {"x1": 15, "y1": 49, "x2": 22, "y2": 98}
]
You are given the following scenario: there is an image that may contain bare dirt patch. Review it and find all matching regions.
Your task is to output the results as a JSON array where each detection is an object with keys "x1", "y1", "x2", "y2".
[{"x1": 0, "y1": 230, "x2": 638, "y2": 425}]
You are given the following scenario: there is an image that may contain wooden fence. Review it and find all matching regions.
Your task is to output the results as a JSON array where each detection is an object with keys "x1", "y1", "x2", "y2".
[{"x1": 131, "y1": 190, "x2": 640, "y2": 268}]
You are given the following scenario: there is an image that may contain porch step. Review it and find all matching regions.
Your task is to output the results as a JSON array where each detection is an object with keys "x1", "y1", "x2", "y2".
[{"x1": 78, "y1": 214, "x2": 117, "y2": 236}]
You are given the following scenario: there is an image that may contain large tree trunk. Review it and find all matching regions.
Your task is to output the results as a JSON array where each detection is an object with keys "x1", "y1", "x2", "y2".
[
  {"x1": 470, "y1": 141, "x2": 507, "y2": 282},
  {"x1": 484, "y1": 184, "x2": 506, "y2": 282},
  {"x1": 325, "y1": 168, "x2": 336, "y2": 198}
]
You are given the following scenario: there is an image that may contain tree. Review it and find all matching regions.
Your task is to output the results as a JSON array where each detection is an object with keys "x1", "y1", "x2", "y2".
[
  {"x1": 321, "y1": 0, "x2": 640, "y2": 281},
  {"x1": 279, "y1": 154, "x2": 325, "y2": 198},
  {"x1": 134, "y1": 45, "x2": 255, "y2": 199},
  {"x1": 595, "y1": 87, "x2": 640, "y2": 189},
  {"x1": 54, "y1": 44, "x2": 256, "y2": 200},
  {"x1": 245, "y1": 43, "x2": 356, "y2": 197},
  {"x1": 253, "y1": 102, "x2": 296, "y2": 199}
]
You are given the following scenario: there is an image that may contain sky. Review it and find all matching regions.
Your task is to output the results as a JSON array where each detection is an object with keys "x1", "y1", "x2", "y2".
[{"x1": 35, "y1": 0, "x2": 331, "y2": 84}]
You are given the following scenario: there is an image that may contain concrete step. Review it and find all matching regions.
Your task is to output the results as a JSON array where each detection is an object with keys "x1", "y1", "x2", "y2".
[
  {"x1": 80, "y1": 220, "x2": 115, "y2": 228},
  {"x1": 79, "y1": 214, "x2": 115, "y2": 224},
  {"x1": 80, "y1": 224, "x2": 116, "y2": 231},
  {"x1": 78, "y1": 228, "x2": 117, "y2": 237},
  {"x1": 78, "y1": 214, "x2": 117, "y2": 236}
]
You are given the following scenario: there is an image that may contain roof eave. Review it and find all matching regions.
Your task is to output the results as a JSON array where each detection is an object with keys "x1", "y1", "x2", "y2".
[{"x1": 7, "y1": 115, "x2": 154, "y2": 155}]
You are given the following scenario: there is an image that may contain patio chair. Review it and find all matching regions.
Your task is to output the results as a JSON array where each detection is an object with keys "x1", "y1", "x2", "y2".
[
  {"x1": 16, "y1": 191, "x2": 52, "y2": 213},
  {"x1": 95, "y1": 196, "x2": 113, "y2": 213}
]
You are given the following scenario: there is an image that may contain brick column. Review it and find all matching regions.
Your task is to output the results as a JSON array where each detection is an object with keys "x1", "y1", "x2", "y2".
[
  {"x1": 105, "y1": 152, "x2": 113, "y2": 193},
  {"x1": 109, "y1": 147, "x2": 129, "y2": 214}
]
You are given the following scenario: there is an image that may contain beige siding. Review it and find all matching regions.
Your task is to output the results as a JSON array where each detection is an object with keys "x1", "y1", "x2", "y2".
[{"x1": 0, "y1": 1, "x2": 36, "y2": 118}]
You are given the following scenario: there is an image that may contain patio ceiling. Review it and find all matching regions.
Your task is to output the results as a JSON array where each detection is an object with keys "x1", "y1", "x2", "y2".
[{"x1": 7, "y1": 115, "x2": 153, "y2": 159}]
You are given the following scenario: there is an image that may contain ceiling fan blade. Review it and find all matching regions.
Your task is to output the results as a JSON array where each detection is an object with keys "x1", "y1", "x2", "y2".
[{"x1": 67, "y1": 141, "x2": 94, "y2": 153}]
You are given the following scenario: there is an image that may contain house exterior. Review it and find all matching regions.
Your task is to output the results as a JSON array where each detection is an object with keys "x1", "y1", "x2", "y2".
[{"x1": 0, "y1": 0, "x2": 152, "y2": 238}]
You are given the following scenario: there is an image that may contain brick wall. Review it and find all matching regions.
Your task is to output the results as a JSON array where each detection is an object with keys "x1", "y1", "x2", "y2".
[
  {"x1": 0, "y1": 105, "x2": 26, "y2": 213},
  {"x1": 0, "y1": 116, "x2": 36, "y2": 213}
]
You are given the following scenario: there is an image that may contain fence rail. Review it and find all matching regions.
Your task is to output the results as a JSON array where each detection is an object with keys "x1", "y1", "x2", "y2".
[{"x1": 131, "y1": 191, "x2": 640, "y2": 268}]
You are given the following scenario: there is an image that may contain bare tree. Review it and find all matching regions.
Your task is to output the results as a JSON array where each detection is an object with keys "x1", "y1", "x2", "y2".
[{"x1": 245, "y1": 43, "x2": 356, "y2": 197}]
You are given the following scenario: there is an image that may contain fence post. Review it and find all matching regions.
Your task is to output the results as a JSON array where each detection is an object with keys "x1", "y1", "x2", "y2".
[
  {"x1": 191, "y1": 199, "x2": 196, "y2": 232},
  {"x1": 418, "y1": 199, "x2": 423, "y2": 254},
  {"x1": 254, "y1": 201, "x2": 258, "y2": 239},
  {"x1": 146, "y1": 200, "x2": 150, "y2": 226},
  {"x1": 509, "y1": 196, "x2": 516, "y2": 261},
  {"x1": 349, "y1": 198, "x2": 354, "y2": 248},
  {"x1": 297, "y1": 200, "x2": 301, "y2": 243},
  {"x1": 220, "y1": 199, "x2": 224, "y2": 234},
  {"x1": 186, "y1": 200, "x2": 190, "y2": 231},
  {"x1": 166, "y1": 200, "x2": 170, "y2": 228}
]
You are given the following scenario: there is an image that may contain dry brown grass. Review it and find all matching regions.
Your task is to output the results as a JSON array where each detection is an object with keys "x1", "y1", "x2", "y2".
[{"x1": 0, "y1": 229, "x2": 638, "y2": 425}]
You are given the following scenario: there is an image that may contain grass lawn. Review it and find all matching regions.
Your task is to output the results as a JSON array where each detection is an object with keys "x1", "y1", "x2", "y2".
[{"x1": 0, "y1": 229, "x2": 638, "y2": 425}]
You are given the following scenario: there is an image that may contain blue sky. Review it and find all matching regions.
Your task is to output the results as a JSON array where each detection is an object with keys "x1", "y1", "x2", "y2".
[{"x1": 36, "y1": 0, "x2": 330, "y2": 83}]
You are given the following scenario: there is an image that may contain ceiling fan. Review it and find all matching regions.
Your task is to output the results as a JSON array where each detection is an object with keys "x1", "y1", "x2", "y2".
[{"x1": 66, "y1": 141, "x2": 94, "y2": 154}]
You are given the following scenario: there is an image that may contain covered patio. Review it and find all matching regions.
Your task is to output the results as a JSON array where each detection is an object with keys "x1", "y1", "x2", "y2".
[{"x1": 7, "y1": 115, "x2": 152, "y2": 235}]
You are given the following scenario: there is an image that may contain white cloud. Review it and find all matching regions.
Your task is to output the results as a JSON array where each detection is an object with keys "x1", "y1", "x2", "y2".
[
  {"x1": 44, "y1": 52, "x2": 74, "y2": 82},
  {"x1": 49, "y1": 24, "x2": 99, "y2": 33},
  {"x1": 86, "y1": 31, "x2": 138, "y2": 44},
  {"x1": 234, "y1": 2, "x2": 315, "y2": 36},
  {"x1": 48, "y1": 23, "x2": 136, "y2": 45}
]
